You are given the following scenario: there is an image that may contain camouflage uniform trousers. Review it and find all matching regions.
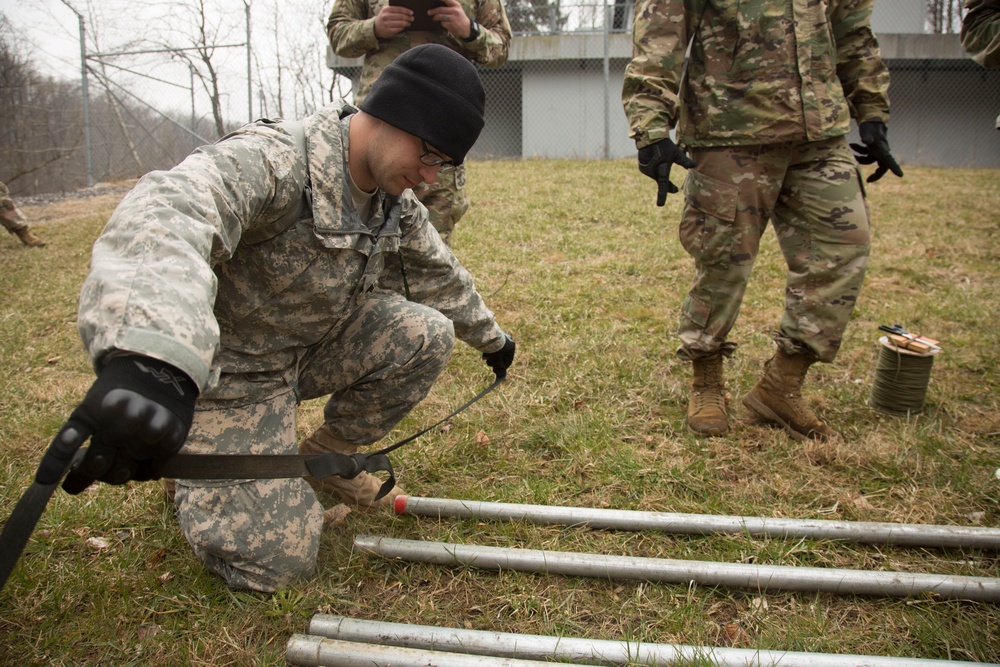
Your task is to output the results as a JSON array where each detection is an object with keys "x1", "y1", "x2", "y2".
[
  {"x1": 0, "y1": 181, "x2": 29, "y2": 234},
  {"x1": 173, "y1": 290, "x2": 455, "y2": 592},
  {"x1": 676, "y1": 135, "x2": 870, "y2": 364},
  {"x1": 412, "y1": 164, "x2": 468, "y2": 245}
]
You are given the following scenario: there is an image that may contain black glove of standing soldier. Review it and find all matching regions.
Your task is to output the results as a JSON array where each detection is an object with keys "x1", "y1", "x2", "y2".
[
  {"x1": 637, "y1": 138, "x2": 697, "y2": 206},
  {"x1": 482, "y1": 334, "x2": 516, "y2": 380},
  {"x1": 35, "y1": 355, "x2": 198, "y2": 494},
  {"x1": 850, "y1": 121, "x2": 903, "y2": 183}
]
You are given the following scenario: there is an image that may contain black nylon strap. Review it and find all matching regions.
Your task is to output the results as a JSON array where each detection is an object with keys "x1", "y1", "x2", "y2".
[
  {"x1": 373, "y1": 374, "x2": 505, "y2": 457},
  {"x1": 0, "y1": 447, "x2": 86, "y2": 593},
  {"x1": 0, "y1": 375, "x2": 504, "y2": 593},
  {"x1": 0, "y1": 482, "x2": 60, "y2": 592},
  {"x1": 159, "y1": 375, "x2": 504, "y2": 480}
]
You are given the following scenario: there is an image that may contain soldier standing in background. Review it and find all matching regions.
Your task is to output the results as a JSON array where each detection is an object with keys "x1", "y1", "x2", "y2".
[
  {"x1": 327, "y1": 0, "x2": 512, "y2": 245},
  {"x1": 1, "y1": 181, "x2": 45, "y2": 247},
  {"x1": 622, "y1": 0, "x2": 902, "y2": 441},
  {"x1": 962, "y1": 0, "x2": 1000, "y2": 129}
]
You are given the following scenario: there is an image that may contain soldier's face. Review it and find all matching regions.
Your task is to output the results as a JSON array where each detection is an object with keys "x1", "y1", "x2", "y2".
[{"x1": 368, "y1": 123, "x2": 445, "y2": 195}]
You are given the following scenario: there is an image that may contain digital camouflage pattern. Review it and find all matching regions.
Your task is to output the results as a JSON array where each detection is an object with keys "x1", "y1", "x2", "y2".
[
  {"x1": 677, "y1": 138, "x2": 870, "y2": 363},
  {"x1": 327, "y1": 0, "x2": 511, "y2": 241},
  {"x1": 0, "y1": 180, "x2": 29, "y2": 233},
  {"x1": 77, "y1": 103, "x2": 508, "y2": 591},
  {"x1": 622, "y1": 0, "x2": 891, "y2": 149},
  {"x1": 176, "y1": 291, "x2": 454, "y2": 591},
  {"x1": 961, "y1": 0, "x2": 1000, "y2": 128}
]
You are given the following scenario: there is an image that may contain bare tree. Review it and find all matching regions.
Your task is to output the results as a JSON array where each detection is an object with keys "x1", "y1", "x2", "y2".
[
  {"x1": 130, "y1": 0, "x2": 246, "y2": 137},
  {"x1": 0, "y1": 13, "x2": 77, "y2": 190},
  {"x1": 254, "y1": 0, "x2": 332, "y2": 119},
  {"x1": 507, "y1": 0, "x2": 568, "y2": 34},
  {"x1": 927, "y1": 0, "x2": 963, "y2": 33}
]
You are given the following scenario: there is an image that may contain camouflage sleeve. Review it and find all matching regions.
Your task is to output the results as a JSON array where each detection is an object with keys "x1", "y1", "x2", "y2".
[
  {"x1": 327, "y1": 0, "x2": 380, "y2": 58},
  {"x1": 621, "y1": 0, "x2": 690, "y2": 147},
  {"x1": 460, "y1": 0, "x2": 512, "y2": 67},
  {"x1": 77, "y1": 127, "x2": 308, "y2": 389},
  {"x1": 382, "y1": 191, "x2": 506, "y2": 353},
  {"x1": 830, "y1": 0, "x2": 891, "y2": 124},
  {"x1": 962, "y1": 0, "x2": 1000, "y2": 68}
]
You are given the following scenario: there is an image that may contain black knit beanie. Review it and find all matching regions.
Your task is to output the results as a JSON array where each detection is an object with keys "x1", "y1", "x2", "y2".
[{"x1": 360, "y1": 44, "x2": 485, "y2": 165}]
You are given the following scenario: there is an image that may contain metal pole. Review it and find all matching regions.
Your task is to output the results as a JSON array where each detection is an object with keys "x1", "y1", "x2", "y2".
[
  {"x1": 285, "y1": 634, "x2": 595, "y2": 667},
  {"x1": 354, "y1": 535, "x2": 1000, "y2": 602},
  {"x1": 77, "y1": 13, "x2": 94, "y2": 187},
  {"x1": 190, "y1": 65, "x2": 197, "y2": 143},
  {"x1": 393, "y1": 496, "x2": 1000, "y2": 551},
  {"x1": 245, "y1": 1, "x2": 253, "y2": 123},
  {"x1": 305, "y1": 615, "x2": 1000, "y2": 667},
  {"x1": 603, "y1": 0, "x2": 610, "y2": 160}
]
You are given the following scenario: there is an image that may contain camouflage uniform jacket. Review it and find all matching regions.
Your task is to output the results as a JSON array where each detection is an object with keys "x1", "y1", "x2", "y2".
[
  {"x1": 962, "y1": 0, "x2": 1000, "y2": 128},
  {"x1": 77, "y1": 103, "x2": 507, "y2": 392},
  {"x1": 327, "y1": 0, "x2": 512, "y2": 103},
  {"x1": 963, "y1": 0, "x2": 1000, "y2": 68},
  {"x1": 622, "y1": 0, "x2": 891, "y2": 148}
]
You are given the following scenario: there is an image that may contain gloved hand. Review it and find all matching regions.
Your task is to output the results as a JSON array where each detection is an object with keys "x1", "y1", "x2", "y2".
[
  {"x1": 35, "y1": 355, "x2": 198, "y2": 494},
  {"x1": 850, "y1": 121, "x2": 903, "y2": 182},
  {"x1": 482, "y1": 334, "x2": 516, "y2": 380},
  {"x1": 637, "y1": 138, "x2": 697, "y2": 206}
]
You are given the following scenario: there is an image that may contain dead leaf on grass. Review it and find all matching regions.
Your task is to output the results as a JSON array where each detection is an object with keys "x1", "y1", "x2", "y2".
[{"x1": 85, "y1": 536, "x2": 110, "y2": 551}]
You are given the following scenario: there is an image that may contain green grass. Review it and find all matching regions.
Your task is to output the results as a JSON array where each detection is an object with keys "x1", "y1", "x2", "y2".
[{"x1": 1, "y1": 162, "x2": 998, "y2": 665}]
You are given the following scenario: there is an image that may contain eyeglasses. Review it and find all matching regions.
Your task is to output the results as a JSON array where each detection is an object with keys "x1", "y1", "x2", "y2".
[{"x1": 419, "y1": 140, "x2": 457, "y2": 172}]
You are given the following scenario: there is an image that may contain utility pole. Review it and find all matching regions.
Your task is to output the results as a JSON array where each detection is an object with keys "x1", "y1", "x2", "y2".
[
  {"x1": 59, "y1": 0, "x2": 94, "y2": 187},
  {"x1": 245, "y1": 1, "x2": 253, "y2": 123}
]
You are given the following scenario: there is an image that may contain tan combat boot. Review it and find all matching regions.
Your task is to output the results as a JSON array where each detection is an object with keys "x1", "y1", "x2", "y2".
[
  {"x1": 298, "y1": 424, "x2": 403, "y2": 508},
  {"x1": 15, "y1": 227, "x2": 45, "y2": 247},
  {"x1": 687, "y1": 354, "x2": 729, "y2": 436},
  {"x1": 742, "y1": 350, "x2": 840, "y2": 441}
]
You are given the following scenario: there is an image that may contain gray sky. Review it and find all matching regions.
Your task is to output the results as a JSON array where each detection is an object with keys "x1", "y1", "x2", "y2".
[{"x1": 1, "y1": 0, "x2": 339, "y2": 125}]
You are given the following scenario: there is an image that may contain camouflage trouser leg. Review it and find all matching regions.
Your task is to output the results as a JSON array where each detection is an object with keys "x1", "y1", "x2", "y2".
[
  {"x1": 174, "y1": 290, "x2": 455, "y2": 592},
  {"x1": 297, "y1": 289, "x2": 456, "y2": 445},
  {"x1": 677, "y1": 136, "x2": 870, "y2": 363},
  {"x1": 0, "y1": 182, "x2": 28, "y2": 234},
  {"x1": 175, "y1": 387, "x2": 324, "y2": 593},
  {"x1": 412, "y1": 163, "x2": 469, "y2": 245}
]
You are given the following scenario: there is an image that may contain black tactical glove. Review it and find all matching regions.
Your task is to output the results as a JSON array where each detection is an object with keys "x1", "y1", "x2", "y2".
[
  {"x1": 482, "y1": 334, "x2": 516, "y2": 380},
  {"x1": 35, "y1": 355, "x2": 198, "y2": 494},
  {"x1": 637, "y1": 138, "x2": 697, "y2": 206},
  {"x1": 850, "y1": 121, "x2": 903, "y2": 183}
]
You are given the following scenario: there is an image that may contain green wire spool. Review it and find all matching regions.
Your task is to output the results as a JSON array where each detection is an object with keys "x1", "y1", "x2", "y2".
[{"x1": 869, "y1": 336, "x2": 939, "y2": 415}]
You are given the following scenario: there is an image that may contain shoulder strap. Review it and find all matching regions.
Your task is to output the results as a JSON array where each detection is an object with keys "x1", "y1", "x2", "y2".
[{"x1": 242, "y1": 119, "x2": 312, "y2": 246}]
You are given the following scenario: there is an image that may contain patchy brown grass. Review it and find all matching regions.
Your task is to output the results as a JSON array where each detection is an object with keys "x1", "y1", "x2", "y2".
[{"x1": 1, "y1": 161, "x2": 998, "y2": 665}]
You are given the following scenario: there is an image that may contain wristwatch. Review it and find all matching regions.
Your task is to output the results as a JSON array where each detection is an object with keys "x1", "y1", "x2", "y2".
[{"x1": 461, "y1": 19, "x2": 480, "y2": 42}]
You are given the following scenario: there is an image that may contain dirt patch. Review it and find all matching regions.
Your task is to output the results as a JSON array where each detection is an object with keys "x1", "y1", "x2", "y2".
[{"x1": 16, "y1": 181, "x2": 136, "y2": 227}]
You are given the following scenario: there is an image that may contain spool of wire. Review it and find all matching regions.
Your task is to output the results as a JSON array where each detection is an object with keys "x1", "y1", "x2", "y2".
[{"x1": 869, "y1": 336, "x2": 939, "y2": 415}]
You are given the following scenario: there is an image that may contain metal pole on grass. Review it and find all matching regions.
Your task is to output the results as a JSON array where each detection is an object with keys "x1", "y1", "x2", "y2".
[
  {"x1": 354, "y1": 535, "x2": 1000, "y2": 602},
  {"x1": 393, "y1": 496, "x2": 1000, "y2": 551},
  {"x1": 285, "y1": 634, "x2": 594, "y2": 667},
  {"x1": 303, "y1": 615, "x2": 1000, "y2": 667}
]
